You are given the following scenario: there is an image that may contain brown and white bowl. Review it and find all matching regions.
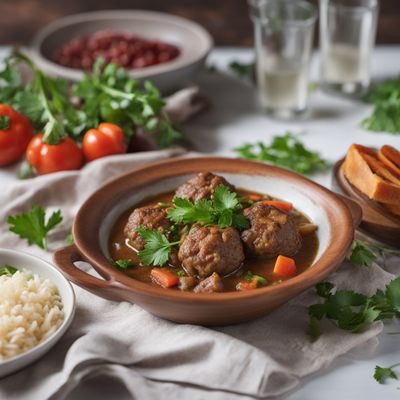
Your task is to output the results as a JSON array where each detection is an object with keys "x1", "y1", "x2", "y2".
[{"x1": 53, "y1": 157, "x2": 360, "y2": 326}]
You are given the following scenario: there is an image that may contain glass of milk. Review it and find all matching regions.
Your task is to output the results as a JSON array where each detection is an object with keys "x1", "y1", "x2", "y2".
[
  {"x1": 319, "y1": 0, "x2": 378, "y2": 97},
  {"x1": 250, "y1": 0, "x2": 317, "y2": 119}
]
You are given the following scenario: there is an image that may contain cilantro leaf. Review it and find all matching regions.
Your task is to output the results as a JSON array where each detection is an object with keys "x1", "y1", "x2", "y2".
[
  {"x1": 348, "y1": 240, "x2": 377, "y2": 267},
  {"x1": 112, "y1": 259, "x2": 133, "y2": 270},
  {"x1": 0, "y1": 264, "x2": 18, "y2": 276},
  {"x1": 374, "y1": 365, "x2": 398, "y2": 384},
  {"x1": 308, "y1": 277, "x2": 400, "y2": 341},
  {"x1": 245, "y1": 271, "x2": 268, "y2": 286},
  {"x1": 234, "y1": 133, "x2": 330, "y2": 175},
  {"x1": 7, "y1": 205, "x2": 63, "y2": 250},
  {"x1": 137, "y1": 227, "x2": 180, "y2": 267},
  {"x1": 167, "y1": 185, "x2": 249, "y2": 230},
  {"x1": 363, "y1": 77, "x2": 400, "y2": 134}
]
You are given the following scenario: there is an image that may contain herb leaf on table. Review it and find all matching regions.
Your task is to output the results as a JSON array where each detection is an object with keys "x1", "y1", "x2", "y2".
[
  {"x1": 7, "y1": 205, "x2": 63, "y2": 250},
  {"x1": 229, "y1": 60, "x2": 255, "y2": 81},
  {"x1": 374, "y1": 365, "x2": 399, "y2": 384},
  {"x1": 234, "y1": 132, "x2": 330, "y2": 175},
  {"x1": 362, "y1": 77, "x2": 400, "y2": 134},
  {"x1": 308, "y1": 277, "x2": 400, "y2": 341}
]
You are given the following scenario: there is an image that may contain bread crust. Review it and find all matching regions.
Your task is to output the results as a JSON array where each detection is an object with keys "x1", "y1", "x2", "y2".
[{"x1": 343, "y1": 144, "x2": 400, "y2": 206}]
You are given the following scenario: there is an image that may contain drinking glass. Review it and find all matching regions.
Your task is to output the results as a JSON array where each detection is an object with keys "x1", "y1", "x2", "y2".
[
  {"x1": 250, "y1": 0, "x2": 317, "y2": 119},
  {"x1": 319, "y1": 0, "x2": 379, "y2": 97}
]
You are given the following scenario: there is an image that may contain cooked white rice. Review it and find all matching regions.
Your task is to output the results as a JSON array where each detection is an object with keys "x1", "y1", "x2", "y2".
[{"x1": 0, "y1": 269, "x2": 64, "y2": 361}]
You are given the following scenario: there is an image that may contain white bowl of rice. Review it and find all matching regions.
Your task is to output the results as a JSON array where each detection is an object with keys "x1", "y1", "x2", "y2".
[{"x1": 0, "y1": 248, "x2": 75, "y2": 378}]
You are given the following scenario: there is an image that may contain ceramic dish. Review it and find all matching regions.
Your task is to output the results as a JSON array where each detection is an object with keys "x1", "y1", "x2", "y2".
[
  {"x1": 333, "y1": 159, "x2": 400, "y2": 248},
  {"x1": 0, "y1": 248, "x2": 75, "y2": 378},
  {"x1": 29, "y1": 10, "x2": 213, "y2": 93},
  {"x1": 53, "y1": 157, "x2": 359, "y2": 326}
]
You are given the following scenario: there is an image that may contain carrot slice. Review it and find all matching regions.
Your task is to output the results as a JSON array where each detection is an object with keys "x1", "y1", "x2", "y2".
[
  {"x1": 247, "y1": 194, "x2": 264, "y2": 201},
  {"x1": 262, "y1": 200, "x2": 293, "y2": 212},
  {"x1": 150, "y1": 268, "x2": 179, "y2": 288},
  {"x1": 273, "y1": 255, "x2": 297, "y2": 278},
  {"x1": 236, "y1": 280, "x2": 258, "y2": 291}
]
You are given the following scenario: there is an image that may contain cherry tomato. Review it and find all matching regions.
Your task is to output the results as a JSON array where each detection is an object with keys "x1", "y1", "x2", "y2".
[
  {"x1": 82, "y1": 122, "x2": 126, "y2": 161},
  {"x1": 0, "y1": 104, "x2": 34, "y2": 166},
  {"x1": 26, "y1": 134, "x2": 84, "y2": 175}
]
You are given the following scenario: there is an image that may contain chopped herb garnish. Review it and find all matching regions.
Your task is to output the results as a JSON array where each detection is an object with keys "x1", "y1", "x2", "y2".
[
  {"x1": 308, "y1": 276, "x2": 400, "y2": 341},
  {"x1": 167, "y1": 185, "x2": 249, "y2": 230},
  {"x1": 7, "y1": 205, "x2": 63, "y2": 250},
  {"x1": 347, "y1": 239, "x2": 400, "y2": 268},
  {"x1": 177, "y1": 270, "x2": 186, "y2": 277},
  {"x1": 157, "y1": 202, "x2": 170, "y2": 208},
  {"x1": 112, "y1": 259, "x2": 134, "y2": 269},
  {"x1": 0, "y1": 264, "x2": 18, "y2": 276},
  {"x1": 245, "y1": 271, "x2": 268, "y2": 286},
  {"x1": 362, "y1": 77, "x2": 400, "y2": 134},
  {"x1": 374, "y1": 364, "x2": 399, "y2": 384},
  {"x1": 234, "y1": 132, "x2": 330, "y2": 175},
  {"x1": 137, "y1": 227, "x2": 180, "y2": 267}
]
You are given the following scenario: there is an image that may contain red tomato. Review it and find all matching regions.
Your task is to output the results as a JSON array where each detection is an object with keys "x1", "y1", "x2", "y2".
[
  {"x1": 0, "y1": 104, "x2": 34, "y2": 166},
  {"x1": 82, "y1": 123, "x2": 126, "y2": 161},
  {"x1": 26, "y1": 134, "x2": 84, "y2": 175}
]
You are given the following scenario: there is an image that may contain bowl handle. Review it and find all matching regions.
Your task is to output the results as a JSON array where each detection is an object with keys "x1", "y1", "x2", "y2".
[
  {"x1": 53, "y1": 244, "x2": 125, "y2": 302},
  {"x1": 336, "y1": 193, "x2": 363, "y2": 228}
]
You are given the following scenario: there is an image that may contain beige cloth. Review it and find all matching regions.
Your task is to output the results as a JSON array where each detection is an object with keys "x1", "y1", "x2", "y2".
[{"x1": 0, "y1": 149, "x2": 397, "y2": 400}]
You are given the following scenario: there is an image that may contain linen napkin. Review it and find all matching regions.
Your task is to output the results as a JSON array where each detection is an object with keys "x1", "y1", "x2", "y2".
[{"x1": 0, "y1": 155, "x2": 397, "y2": 398}]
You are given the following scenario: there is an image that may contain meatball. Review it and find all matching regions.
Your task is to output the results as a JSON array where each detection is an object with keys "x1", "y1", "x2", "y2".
[
  {"x1": 241, "y1": 203, "x2": 302, "y2": 259},
  {"x1": 178, "y1": 225, "x2": 244, "y2": 278},
  {"x1": 124, "y1": 205, "x2": 171, "y2": 251},
  {"x1": 175, "y1": 172, "x2": 235, "y2": 203},
  {"x1": 193, "y1": 273, "x2": 224, "y2": 293}
]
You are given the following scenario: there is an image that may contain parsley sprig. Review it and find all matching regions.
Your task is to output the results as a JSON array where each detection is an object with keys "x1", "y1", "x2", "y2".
[
  {"x1": 245, "y1": 271, "x2": 268, "y2": 286},
  {"x1": 0, "y1": 265, "x2": 18, "y2": 276},
  {"x1": 362, "y1": 77, "x2": 400, "y2": 134},
  {"x1": 308, "y1": 277, "x2": 400, "y2": 342},
  {"x1": 374, "y1": 364, "x2": 400, "y2": 384},
  {"x1": 348, "y1": 239, "x2": 400, "y2": 268},
  {"x1": 137, "y1": 227, "x2": 180, "y2": 267},
  {"x1": 7, "y1": 205, "x2": 63, "y2": 250},
  {"x1": 167, "y1": 185, "x2": 249, "y2": 230},
  {"x1": 234, "y1": 132, "x2": 330, "y2": 175}
]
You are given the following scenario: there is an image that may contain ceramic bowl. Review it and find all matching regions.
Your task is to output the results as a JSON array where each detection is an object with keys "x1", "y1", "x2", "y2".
[
  {"x1": 0, "y1": 248, "x2": 75, "y2": 378},
  {"x1": 53, "y1": 157, "x2": 359, "y2": 326},
  {"x1": 29, "y1": 10, "x2": 213, "y2": 93}
]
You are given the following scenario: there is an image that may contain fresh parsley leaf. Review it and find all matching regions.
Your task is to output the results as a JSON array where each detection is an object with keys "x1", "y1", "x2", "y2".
[
  {"x1": 245, "y1": 271, "x2": 268, "y2": 286},
  {"x1": 177, "y1": 270, "x2": 186, "y2": 277},
  {"x1": 308, "y1": 316, "x2": 321, "y2": 342},
  {"x1": 363, "y1": 77, "x2": 400, "y2": 134},
  {"x1": 234, "y1": 133, "x2": 330, "y2": 175},
  {"x1": 307, "y1": 277, "x2": 400, "y2": 341},
  {"x1": 229, "y1": 60, "x2": 255, "y2": 80},
  {"x1": 66, "y1": 231, "x2": 74, "y2": 246},
  {"x1": 167, "y1": 185, "x2": 249, "y2": 230},
  {"x1": 112, "y1": 259, "x2": 133, "y2": 269},
  {"x1": 0, "y1": 264, "x2": 18, "y2": 276},
  {"x1": 137, "y1": 227, "x2": 180, "y2": 267},
  {"x1": 348, "y1": 240, "x2": 377, "y2": 267},
  {"x1": 7, "y1": 205, "x2": 63, "y2": 250},
  {"x1": 374, "y1": 365, "x2": 398, "y2": 384}
]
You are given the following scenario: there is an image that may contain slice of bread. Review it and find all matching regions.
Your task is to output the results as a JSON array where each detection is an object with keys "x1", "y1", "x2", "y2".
[
  {"x1": 378, "y1": 145, "x2": 400, "y2": 179},
  {"x1": 343, "y1": 144, "x2": 400, "y2": 206}
]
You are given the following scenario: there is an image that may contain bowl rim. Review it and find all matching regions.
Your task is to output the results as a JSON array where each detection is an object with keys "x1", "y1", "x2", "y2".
[
  {"x1": 71, "y1": 156, "x2": 354, "y2": 302},
  {"x1": 0, "y1": 248, "x2": 75, "y2": 366},
  {"x1": 30, "y1": 9, "x2": 214, "y2": 80}
]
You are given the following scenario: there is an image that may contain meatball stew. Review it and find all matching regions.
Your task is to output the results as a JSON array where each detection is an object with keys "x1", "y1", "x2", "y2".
[{"x1": 109, "y1": 173, "x2": 319, "y2": 293}]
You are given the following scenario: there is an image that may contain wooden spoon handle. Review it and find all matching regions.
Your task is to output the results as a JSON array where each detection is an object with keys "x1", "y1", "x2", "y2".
[{"x1": 53, "y1": 244, "x2": 125, "y2": 302}]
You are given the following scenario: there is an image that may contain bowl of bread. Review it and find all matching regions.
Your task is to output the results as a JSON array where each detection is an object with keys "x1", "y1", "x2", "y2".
[{"x1": 333, "y1": 144, "x2": 400, "y2": 248}]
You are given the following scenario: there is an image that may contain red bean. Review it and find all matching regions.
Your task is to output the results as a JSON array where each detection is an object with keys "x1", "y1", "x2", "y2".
[{"x1": 54, "y1": 31, "x2": 180, "y2": 70}]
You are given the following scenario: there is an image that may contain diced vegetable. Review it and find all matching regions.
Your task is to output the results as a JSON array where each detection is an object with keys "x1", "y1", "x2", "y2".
[
  {"x1": 236, "y1": 280, "x2": 258, "y2": 291},
  {"x1": 262, "y1": 200, "x2": 293, "y2": 212},
  {"x1": 150, "y1": 268, "x2": 179, "y2": 288},
  {"x1": 298, "y1": 223, "x2": 318, "y2": 235},
  {"x1": 237, "y1": 271, "x2": 268, "y2": 291},
  {"x1": 246, "y1": 194, "x2": 264, "y2": 202},
  {"x1": 274, "y1": 255, "x2": 297, "y2": 277}
]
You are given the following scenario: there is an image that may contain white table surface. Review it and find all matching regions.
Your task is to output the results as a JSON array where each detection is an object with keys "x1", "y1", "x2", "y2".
[{"x1": 1, "y1": 46, "x2": 400, "y2": 399}]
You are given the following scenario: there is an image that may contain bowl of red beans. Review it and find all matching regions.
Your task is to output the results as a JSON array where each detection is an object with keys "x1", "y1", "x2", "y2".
[{"x1": 30, "y1": 10, "x2": 213, "y2": 93}]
